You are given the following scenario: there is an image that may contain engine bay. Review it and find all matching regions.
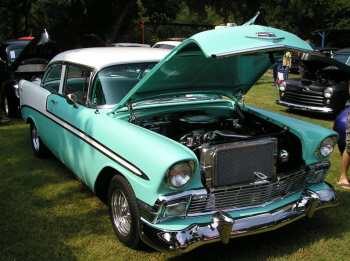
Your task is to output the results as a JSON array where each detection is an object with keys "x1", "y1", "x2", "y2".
[{"x1": 128, "y1": 102, "x2": 304, "y2": 175}]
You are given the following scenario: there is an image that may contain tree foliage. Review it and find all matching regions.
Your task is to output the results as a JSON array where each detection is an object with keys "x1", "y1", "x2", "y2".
[{"x1": 0, "y1": 0, "x2": 349, "y2": 49}]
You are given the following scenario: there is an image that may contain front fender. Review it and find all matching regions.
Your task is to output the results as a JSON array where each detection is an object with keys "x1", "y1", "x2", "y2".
[
  {"x1": 86, "y1": 115, "x2": 201, "y2": 205},
  {"x1": 244, "y1": 104, "x2": 338, "y2": 164}
]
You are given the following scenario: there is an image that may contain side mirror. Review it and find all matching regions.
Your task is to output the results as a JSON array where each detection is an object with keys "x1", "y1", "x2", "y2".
[{"x1": 66, "y1": 93, "x2": 78, "y2": 108}]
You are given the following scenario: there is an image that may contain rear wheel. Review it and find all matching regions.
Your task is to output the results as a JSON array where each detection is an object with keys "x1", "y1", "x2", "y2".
[
  {"x1": 108, "y1": 175, "x2": 144, "y2": 249},
  {"x1": 30, "y1": 122, "x2": 50, "y2": 158}
]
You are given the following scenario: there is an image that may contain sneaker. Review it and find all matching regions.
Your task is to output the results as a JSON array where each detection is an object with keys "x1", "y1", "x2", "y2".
[{"x1": 0, "y1": 119, "x2": 10, "y2": 124}]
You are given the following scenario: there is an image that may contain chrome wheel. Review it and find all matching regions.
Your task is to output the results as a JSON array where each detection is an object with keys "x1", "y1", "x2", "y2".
[
  {"x1": 111, "y1": 189, "x2": 131, "y2": 236},
  {"x1": 4, "y1": 96, "x2": 9, "y2": 116},
  {"x1": 31, "y1": 124, "x2": 40, "y2": 152},
  {"x1": 30, "y1": 122, "x2": 50, "y2": 158}
]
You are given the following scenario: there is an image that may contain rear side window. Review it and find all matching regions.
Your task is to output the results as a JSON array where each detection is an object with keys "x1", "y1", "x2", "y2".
[
  {"x1": 63, "y1": 66, "x2": 91, "y2": 105},
  {"x1": 42, "y1": 64, "x2": 62, "y2": 93}
]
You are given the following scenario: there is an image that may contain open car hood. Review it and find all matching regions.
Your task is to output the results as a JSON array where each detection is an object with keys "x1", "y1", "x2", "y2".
[
  {"x1": 301, "y1": 52, "x2": 350, "y2": 75},
  {"x1": 10, "y1": 29, "x2": 60, "y2": 71},
  {"x1": 115, "y1": 24, "x2": 314, "y2": 110}
]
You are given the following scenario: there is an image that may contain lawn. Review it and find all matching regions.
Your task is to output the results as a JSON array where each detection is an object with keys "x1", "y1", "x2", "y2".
[{"x1": 1, "y1": 74, "x2": 350, "y2": 261}]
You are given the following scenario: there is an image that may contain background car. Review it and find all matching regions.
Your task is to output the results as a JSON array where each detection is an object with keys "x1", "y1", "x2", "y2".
[
  {"x1": 0, "y1": 37, "x2": 33, "y2": 114},
  {"x1": 0, "y1": 30, "x2": 60, "y2": 117},
  {"x1": 152, "y1": 38, "x2": 186, "y2": 49},
  {"x1": 276, "y1": 47, "x2": 350, "y2": 115},
  {"x1": 19, "y1": 24, "x2": 338, "y2": 253},
  {"x1": 112, "y1": 43, "x2": 151, "y2": 47}
]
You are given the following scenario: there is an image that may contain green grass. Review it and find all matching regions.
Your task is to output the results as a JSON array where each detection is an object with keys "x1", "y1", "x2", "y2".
[{"x1": 1, "y1": 75, "x2": 350, "y2": 261}]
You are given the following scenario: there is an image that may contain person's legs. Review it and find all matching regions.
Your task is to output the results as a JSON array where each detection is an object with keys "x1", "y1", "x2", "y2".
[
  {"x1": 283, "y1": 66, "x2": 289, "y2": 80},
  {"x1": 339, "y1": 112, "x2": 350, "y2": 187},
  {"x1": 340, "y1": 151, "x2": 350, "y2": 185}
]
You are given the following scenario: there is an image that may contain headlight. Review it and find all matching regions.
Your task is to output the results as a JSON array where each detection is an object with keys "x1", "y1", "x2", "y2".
[
  {"x1": 278, "y1": 81, "x2": 286, "y2": 91},
  {"x1": 165, "y1": 161, "x2": 194, "y2": 189},
  {"x1": 14, "y1": 84, "x2": 20, "y2": 99},
  {"x1": 324, "y1": 87, "x2": 333, "y2": 98},
  {"x1": 317, "y1": 136, "x2": 337, "y2": 158}
]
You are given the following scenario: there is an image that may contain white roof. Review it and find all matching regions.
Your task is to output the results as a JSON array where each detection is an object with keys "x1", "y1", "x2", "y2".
[{"x1": 49, "y1": 47, "x2": 171, "y2": 69}]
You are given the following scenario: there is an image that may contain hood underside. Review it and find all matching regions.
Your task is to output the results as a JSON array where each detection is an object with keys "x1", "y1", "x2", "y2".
[
  {"x1": 114, "y1": 25, "x2": 315, "y2": 110},
  {"x1": 301, "y1": 52, "x2": 350, "y2": 75}
]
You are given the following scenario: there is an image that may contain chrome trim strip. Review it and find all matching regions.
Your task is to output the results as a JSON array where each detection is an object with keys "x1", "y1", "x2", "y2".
[
  {"x1": 22, "y1": 105, "x2": 148, "y2": 179},
  {"x1": 276, "y1": 100, "x2": 333, "y2": 113}
]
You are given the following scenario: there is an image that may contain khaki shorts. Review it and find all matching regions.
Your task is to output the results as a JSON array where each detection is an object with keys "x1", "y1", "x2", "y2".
[{"x1": 346, "y1": 112, "x2": 350, "y2": 153}]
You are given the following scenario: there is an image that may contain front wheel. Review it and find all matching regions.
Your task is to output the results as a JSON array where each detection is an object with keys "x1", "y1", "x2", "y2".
[
  {"x1": 2, "y1": 89, "x2": 19, "y2": 118},
  {"x1": 108, "y1": 175, "x2": 144, "y2": 249},
  {"x1": 30, "y1": 122, "x2": 50, "y2": 158}
]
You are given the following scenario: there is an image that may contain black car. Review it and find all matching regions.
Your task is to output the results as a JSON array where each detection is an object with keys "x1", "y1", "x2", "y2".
[
  {"x1": 276, "y1": 48, "x2": 350, "y2": 114},
  {"x1": 289, "y1": 47, "x2": 339, "y2": 73},
  {"x1": 0, "y1": 30, "x2": 60, "y2": 117}
]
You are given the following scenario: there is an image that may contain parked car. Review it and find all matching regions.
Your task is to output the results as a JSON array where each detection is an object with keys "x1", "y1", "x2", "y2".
[
  {"x1": 0, "y1": 38, "x2": 32, "y2": 68},
  {"x1": 276, "y1": 48, "x2": 350, "y2": 114},
  {"x1": 0, "y1": 38, "x2": 33, "y2": 113},
  {"x1": 289, "y1": 47, "x2": 339, "y2": 73},
  {"x1": 152, "y1": 38, "x2": 185, "y2": 49},
  {"x1": 0, "y1": 29, "x2": 60, "y2": 117},
  {"x1": 18, "y1": 24, "x2": 339, "y2": 253},
  {"x1": 314, "y1": 47, "x2": 339, "y2": 57},
  {"x1": 112, "y1": 43, "x2": 151, "y2": 47}
]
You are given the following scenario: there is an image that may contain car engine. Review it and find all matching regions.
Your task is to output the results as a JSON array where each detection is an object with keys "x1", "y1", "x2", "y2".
[{"x1": 129, "y1": 103, "x2": 304, "y2": 187}]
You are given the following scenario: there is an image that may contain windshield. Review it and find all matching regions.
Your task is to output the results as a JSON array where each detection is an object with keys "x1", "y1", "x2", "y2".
[
  {"x1": 333, "y1": 53, "x2": 350, "y2": 66},
  {"x1": 90, "y1": 62, "x2": 157, "y2": 106},
  {"x1": 7, "y1": 48, "x2": 24, "y2": 66}
]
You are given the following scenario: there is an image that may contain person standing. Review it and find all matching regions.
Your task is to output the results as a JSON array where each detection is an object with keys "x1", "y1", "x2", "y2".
[
  {"x1": 282, "y1": 51, "x2": 292, "y2": 80},
  {"x1": 272, "y1": 58, "x2": 282, "y2": 86}
]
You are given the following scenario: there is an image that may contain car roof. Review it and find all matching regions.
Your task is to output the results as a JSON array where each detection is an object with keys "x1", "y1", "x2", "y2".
[
  {"x1": 334, "y1": 48, "x2": 350, "y2": 54},
  {"x1": 0, "y1": 39, "x2": 31, "y2": 45},
  {"x1": 49, "y1": 47, "x2": 171, "y2": 69}
]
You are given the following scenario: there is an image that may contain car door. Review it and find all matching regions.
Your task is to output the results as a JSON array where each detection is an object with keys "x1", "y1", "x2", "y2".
[{"x1": 46, "y1": 64, "x2": 93, "y2": 181}]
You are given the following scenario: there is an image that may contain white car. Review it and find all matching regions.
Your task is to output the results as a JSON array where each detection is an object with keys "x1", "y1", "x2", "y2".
[{"x1": 152, "y1": 40, "x2": 183, "y2": 49}]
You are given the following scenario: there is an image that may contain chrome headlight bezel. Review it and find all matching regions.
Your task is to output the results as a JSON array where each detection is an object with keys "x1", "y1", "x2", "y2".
[
  {"x1": 14, "y1": 83, "x2": 20, "y2": 99},
  {"x1": 317, "y1": 135, "x2": 337, "y2": 158},
  {"x1": 165, "y1": 161, "x2": 194, "y2": 189},
  {"x1": 278, "y1": 81, "x2": 286, "y2": 91},
  {"x1": 324, "y1": 87, "x2": 333, "y2": 98}
]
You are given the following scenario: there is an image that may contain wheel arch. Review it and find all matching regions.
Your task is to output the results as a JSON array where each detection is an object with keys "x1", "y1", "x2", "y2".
[{"x1": 94, "y1": 167, "x2": 124, "y2": 204}]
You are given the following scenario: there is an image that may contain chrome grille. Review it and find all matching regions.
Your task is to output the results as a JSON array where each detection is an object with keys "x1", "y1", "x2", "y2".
[
  {"x1": 200, "y1": 138, "x2": 277, "y2": 187},
  {"x1": 283, "y1": 89, "x2": 324, "y2": 106},
  {"x1": 188, "y1": 171, "x2": 308, "y2": 214}
]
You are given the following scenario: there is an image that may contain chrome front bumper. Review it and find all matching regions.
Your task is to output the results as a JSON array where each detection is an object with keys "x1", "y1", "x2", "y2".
[
  {"x1": 276, "y1": 100, "x2": 333, "y2": 113},
  {"x1": 140, "y1": 186, "x2": 338, "y2": 254}
]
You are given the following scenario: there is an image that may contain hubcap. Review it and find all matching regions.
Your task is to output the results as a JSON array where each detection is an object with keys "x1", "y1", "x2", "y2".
[
  {"x1": 31, "y1": 125, "x2": 40, "y2": 151},
  {"x1": 111, "y1": 189, "x2": 131, "y2": 236},
  {"x1": 4, "y1": 96, "x2": 9, "y2": 115}
]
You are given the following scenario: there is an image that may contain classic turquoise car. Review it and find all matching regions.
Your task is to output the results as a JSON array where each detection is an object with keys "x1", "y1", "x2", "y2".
[{"x1": 18, "y1": 23, "x2": 339, "y2": 254}]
